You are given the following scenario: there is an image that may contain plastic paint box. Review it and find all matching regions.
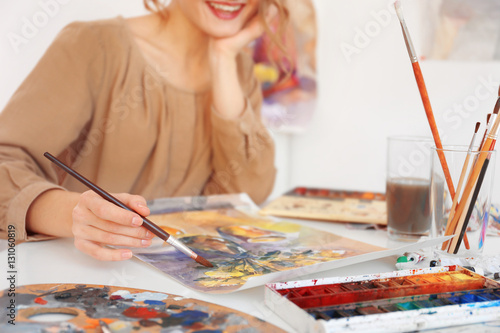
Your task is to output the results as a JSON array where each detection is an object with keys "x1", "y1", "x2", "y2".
[{"x1": 264, "y1": 266, "x2": 500, "y2": 333}]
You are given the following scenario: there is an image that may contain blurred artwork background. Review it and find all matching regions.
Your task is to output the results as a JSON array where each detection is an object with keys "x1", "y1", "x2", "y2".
[
  {"x1": 249, "y1": 0, "x2": 317, "y2": 133},
  {"x1": 421, "y1": 0, "x2": 500, "y2": 61}
]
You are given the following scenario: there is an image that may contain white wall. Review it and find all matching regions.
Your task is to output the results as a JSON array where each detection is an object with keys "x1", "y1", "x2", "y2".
[
  {"x1": 1, "y1": 0, "x2": 499, "y2": 204},
  {"x1": 280, "y1": 0, "x2": 500, "y2": 204},
  {"x1": 0, "y1": 0, "x2": 147, "y2": 109}
]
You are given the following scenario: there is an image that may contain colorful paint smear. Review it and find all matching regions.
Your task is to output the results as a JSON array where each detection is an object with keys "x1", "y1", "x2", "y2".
[
  {"x1": 277, "y1": 268, "x2": 487, "y2": 309},
  {"x1": 289, "y1": 187, "x2": 386, "y2": 201},
  {"x1": 306, "y1": 288, "x2": 500, "y2": 320},
  {"x1": 0, "y1": 284, "x2": 283, "y2": 332},
  {"x1": 132, "y1": 208, "x2": 383, "y2": 293}
]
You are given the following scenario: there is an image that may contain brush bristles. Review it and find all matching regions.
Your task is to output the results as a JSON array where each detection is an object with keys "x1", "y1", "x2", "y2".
[
  {"x1": 475, "y1": 122, "x2": 481, "y2": 133},
  {"x1": 394, "y1": 1, "x2": 403, "y2": 20},
  {"x1": 494, "y1": 97, "x2": 500, "y2": 115},
  {"x1": 196, "y1": 256, "x2": 214, "y2": 268}
]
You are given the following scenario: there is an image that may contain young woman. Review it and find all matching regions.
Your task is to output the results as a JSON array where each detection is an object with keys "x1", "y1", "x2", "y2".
[{"x1": 0, "y1": 0, "x2": 289, "y2": 261}]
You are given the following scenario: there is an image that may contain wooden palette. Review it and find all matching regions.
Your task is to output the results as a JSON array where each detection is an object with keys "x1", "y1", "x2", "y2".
[{"x1": 1, "y1": 283, "x2": 284, "y2": 332}]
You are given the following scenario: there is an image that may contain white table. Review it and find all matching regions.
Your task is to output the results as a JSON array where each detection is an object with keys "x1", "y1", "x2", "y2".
[{"x1": 1, "y1": 217, "x2": 499, "y2": 332}]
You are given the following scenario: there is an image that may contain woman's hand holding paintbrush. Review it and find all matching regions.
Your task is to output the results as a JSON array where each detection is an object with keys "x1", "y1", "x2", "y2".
[
  {"x1": 27, "y1": 181, "x2": 154, "y2": 262},
  {"x1": 72, "y1": 190, "x2": 154, "y2": 261},
  {"x1": 43, "y1": 152, "x2": 213, "y2": 267}
]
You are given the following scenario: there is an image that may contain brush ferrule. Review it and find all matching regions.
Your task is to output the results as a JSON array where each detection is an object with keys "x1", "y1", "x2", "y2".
[
  {"x1": 467, "y1": 134, "x2": 477, "y2": 153},
  {"x1": 166, "y1": 236, "x2": 197, "y2": 259},
  {"x1": 487, "y1": 123, "x2": 500, "y2": 141},
  {"x1": 399, "y1": 22, "x2": 418, "y2": 62},
  {"x1": 488, "y1": 114, "x2": 497, "y2": 130}
]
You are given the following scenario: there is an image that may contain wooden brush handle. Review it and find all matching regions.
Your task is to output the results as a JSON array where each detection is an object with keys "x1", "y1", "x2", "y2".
[{"x1": 412, "y1": 62, "x2": 455, "y2": 200}]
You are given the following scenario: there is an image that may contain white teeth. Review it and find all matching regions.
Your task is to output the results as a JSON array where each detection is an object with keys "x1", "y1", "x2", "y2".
[{"x1": 208, "y1": 2, "x2": 242, "y2": 12}]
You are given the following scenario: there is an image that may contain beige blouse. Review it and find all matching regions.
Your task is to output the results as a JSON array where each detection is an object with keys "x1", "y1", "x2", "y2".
[{"x1": 0, "y1": 17, "x2": 276, "y2": 242}]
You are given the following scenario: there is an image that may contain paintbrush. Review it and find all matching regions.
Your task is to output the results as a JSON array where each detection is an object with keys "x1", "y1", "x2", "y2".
[
  {"x1": 394, "y1": 0, "x2": 455, "y2": 200},
  {"x1": 441, "y1": 122, "x2": 480, "y2": 251},
  {"x1": 448, "y1": 93, "x2": 500, "y2": 251},
  {"x1": 99, "y1": 320, "x2": 112, "y2": 333},
  {"x1": 458, "y1": 112, "x2": 494, "y2": 250},
  {"x1": 44, "y1": 152, "x2": 213, "y2": 268},
  {"x1": 477, "y1": 114, "x2": 493, "y2": 152},
  {"x1": 475, "y1": 88, "x2": 498, "y2": 158},
  {"x1": 447, "y1": 97, "x2": 500, "y2": 253},
  {"x1": 449, "y1": 113, "x2": 496, "y2": 251},
  {"x1": 451, "y1": 158, "x2": 489, "y2": 253}
]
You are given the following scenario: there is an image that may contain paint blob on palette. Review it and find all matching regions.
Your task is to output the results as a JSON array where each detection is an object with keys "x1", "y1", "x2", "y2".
[
  {"x1": 260, "y1": 187, "x2": 387, "y2": 225},
  {"x1": 265, "y1": 266, "x2": 500, "y2": 333},
  {"x1": 132, "y1": 208, "x2": 384, "y2": 293},
  {"x1": 0, "y1": 284, "x2": 284, "y2": 332}
]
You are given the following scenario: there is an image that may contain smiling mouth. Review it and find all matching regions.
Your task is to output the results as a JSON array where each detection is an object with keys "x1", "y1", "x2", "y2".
[{"x1": 206, "y1": 1, "x2": 245, "y2": 20}]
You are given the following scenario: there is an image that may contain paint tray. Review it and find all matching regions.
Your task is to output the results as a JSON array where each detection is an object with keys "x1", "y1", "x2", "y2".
[{"x1": 264, "y1": 265, "x2": 500, "y2": 333}]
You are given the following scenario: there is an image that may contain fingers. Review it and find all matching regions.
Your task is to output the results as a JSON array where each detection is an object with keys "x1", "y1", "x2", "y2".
[
  {"x1": 73, "y1": 222, "x2": 152, "y2": 248},
  {"x1": 72, "y1": 191, "x2": 155, "y2": 261},
  {"x1": 264, "y1": 4, "x2": 279, "y2": 24},
  {"x1": 74, "y1": 239, "x2": 133, "y2": 261},
  {"x1": 238, "y1": 14, "x2": 265, "y2": 44},
  {"x1": 237, "y1": 4, "x2": 279, "y2": 47},
  {"x1": 115, "y1": 192, "x2": 151, "y2": 217},
  {"x1": 95, "y1": 218, "x2": 153, "y2": 240},
  {"x1": 79, "y1": 191, "x2": 147, "y2": 228}
]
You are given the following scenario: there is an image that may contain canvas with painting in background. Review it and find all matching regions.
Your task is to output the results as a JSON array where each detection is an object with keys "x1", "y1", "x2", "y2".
[
  {"x1": 250, "y1": 0, "x2": 317, "y2": 133},
  {"x1": 420, "y1": 0, "x2": 500, "y2": 61}
]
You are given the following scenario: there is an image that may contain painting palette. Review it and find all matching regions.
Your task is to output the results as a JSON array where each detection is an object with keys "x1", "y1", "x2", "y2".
[
  {"x1": 265, "y1": 266, "x2": 500, "y2": 333},
  {"x1": 0, "y1": 283, "x2": 284, "y2": 332},
  {"x1": 260, "y1": 187, "x2": 387, "y2": 225}
]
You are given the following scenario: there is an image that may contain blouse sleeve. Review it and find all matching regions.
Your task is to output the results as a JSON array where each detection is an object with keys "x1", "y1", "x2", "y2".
[
  {"x1": 0, "y1": 22, "x2": 102, "y2": 242},
  {"x1": 203, "y1": 53, "x2": 276, "y2": 205}
]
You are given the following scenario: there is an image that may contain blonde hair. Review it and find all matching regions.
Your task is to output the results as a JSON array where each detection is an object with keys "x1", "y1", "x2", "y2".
[{"x1": 143, "y1": 0, "x2": 291, "y2": 64}]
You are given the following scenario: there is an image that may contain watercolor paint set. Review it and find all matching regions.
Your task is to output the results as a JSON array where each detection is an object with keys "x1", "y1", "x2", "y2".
[
  {"x1": 260, "y1": 187, "x2": 387, "y2": 225},
  {"x1": 265, "y1": 265, "x2": 500, "y2": 333}
]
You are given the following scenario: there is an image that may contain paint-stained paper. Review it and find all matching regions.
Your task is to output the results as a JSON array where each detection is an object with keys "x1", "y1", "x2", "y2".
[{"x1": 131, "y1": 194, "x2": 449, "y2": 293}]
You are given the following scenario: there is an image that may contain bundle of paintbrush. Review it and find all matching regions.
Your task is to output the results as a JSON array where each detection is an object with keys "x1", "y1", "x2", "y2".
[
  {"x1": 442, "y1": 97, "x2": 500, "y2": 253},
  {"x1": 394, "y1": 1, "x2": 500, "y2": 253}
]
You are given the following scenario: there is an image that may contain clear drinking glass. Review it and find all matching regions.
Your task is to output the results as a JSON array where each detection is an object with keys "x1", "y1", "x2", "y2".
[
  {"x1": 386, "y1": 136, "x2": 433, "y2": 241},
  {"x1": 430, "y1": 145, "x2": 496, "y2": 258}
]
